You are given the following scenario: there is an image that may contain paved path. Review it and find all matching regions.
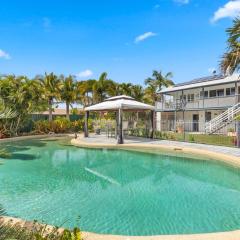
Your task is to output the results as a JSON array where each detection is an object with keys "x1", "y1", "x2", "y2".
[{"x1": 81, "y1": 134, "x2": 240, "y2": 158}]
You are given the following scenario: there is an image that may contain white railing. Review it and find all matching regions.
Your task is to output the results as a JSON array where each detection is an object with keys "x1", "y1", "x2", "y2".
[{"x1": 205, "y1": 102, "x2": 240, "y2": 134}]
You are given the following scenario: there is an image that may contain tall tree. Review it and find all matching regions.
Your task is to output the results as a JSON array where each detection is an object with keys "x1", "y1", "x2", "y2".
[
  {"x1": 118, "y1": 83, "x2": 133, "y2": 96},
  {"x1": 60, "y1": 75, "x2": 77, "y2": 120},
  {"x1": 77, "y1": 79, "x2": 96, "y2": 107},
  {"x1": 93, "y1": 72, "x2": 116, "y2": 103},
  {"x1": 221, "y1": 18, "x2": 240, "y2": 74},
  {"x1": 130, "y1": 85, "x2": 144, "y2": 101},
  {"x1": 0, "y1": 75, "x2": 46, "y2": 136},
  {"x1": 144, "y1": 69, "x2": 174, "y2": 104},
  {"x1": 38, "y1": 72, "x2": 62, "y2": 122}
]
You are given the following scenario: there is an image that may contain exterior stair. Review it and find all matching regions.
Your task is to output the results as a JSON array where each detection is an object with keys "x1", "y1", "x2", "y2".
[{"x1": 205, "y1": 102, "x2": 240, "y2": 134}]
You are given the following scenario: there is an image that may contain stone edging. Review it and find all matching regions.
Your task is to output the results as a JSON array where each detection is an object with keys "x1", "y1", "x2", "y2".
[
  {"x1": 71, "y1": 137, "x2": 240, "y2": 168},
  {"x1": 1, "y1": 216, "x2": 240, "y2": 240}
]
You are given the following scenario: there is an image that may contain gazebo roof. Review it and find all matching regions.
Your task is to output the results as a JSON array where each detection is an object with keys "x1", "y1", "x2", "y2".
[{"x1": 85, "y1": 95, "x2": 154, "y2": 111}]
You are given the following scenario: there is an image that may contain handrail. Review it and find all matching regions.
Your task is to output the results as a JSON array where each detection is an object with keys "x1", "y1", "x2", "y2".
[{"x1": 205, "y1": 102, "x2": 240, "y2": 133}]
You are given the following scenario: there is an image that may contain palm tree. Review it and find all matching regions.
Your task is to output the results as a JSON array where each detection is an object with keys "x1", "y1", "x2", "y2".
[
  {"x1": 118, "y1": 83, "x2": 133, "y2": 96},
  {"x1": 221, "y1": 18, "x2": 240, "y2": 74},
  {"x1": 145, "y1": 70, "x2": 174, "y2": 92},
  {"x1": 38, "y1": 72, "x2": 62, "y2": 122},
  {"x1": 130, "y1": 85, "x2": 144, "y2": 101},
  {"x1": 144, "y1": 84, "x2": 159, "y2": 105},
  {"x1": 76, "y1": 79, "x2": 97, "y2": 107},
  {"x1": 144, "y1": 69, "x2": 174, "y2": 105},
  {"x1": 93, "y1": 72, "x2": 116, "y2": 103},
  {"x1": 60, "y1": 75, "x2": 77, "y2": 120}
]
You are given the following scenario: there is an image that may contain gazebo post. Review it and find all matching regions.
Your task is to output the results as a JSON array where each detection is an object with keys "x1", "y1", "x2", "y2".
[
  {"x1": 117, "y1": 108, "x2": 124, "y2": 144},
  {"x1": 84, "y1": 111, "x2": 89, "y2": 138}
]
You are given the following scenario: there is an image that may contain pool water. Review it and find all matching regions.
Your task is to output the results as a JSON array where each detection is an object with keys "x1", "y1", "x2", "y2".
[{"x1": 0, "y1": 137, "x2": 240, "y2": 236}]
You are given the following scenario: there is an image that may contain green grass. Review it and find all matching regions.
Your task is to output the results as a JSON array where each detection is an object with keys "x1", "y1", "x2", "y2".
[{"x1": 153, "y1": 131, "x2": 236, "y2": 147}]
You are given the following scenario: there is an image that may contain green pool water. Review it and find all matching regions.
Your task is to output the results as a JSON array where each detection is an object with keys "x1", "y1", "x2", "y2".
[{"x1": 0, "y1": 137, "x2": 240, "y2": 236}]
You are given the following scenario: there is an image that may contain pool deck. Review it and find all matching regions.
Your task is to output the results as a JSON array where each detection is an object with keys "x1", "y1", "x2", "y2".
[{"x1": 72, "y1": 134, "x2": 240, "y2": 167}]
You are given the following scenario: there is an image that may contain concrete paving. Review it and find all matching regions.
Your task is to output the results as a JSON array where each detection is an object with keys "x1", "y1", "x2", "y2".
[{"x1": 81, "y1": 134, "x2": 240, "y2": 158}]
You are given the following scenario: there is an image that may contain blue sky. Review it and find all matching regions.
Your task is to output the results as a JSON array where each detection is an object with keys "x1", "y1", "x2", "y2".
[{"x1": 0, "y1": 0, "x2": 240, "y2": 85}]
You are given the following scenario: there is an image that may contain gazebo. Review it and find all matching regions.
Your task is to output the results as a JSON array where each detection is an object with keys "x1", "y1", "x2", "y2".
[{"x1": 84, "y1": 95, "x2": 155, "y2": 144}]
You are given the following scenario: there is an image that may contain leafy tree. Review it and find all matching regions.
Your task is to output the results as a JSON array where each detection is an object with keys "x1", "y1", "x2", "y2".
[
  {"x1": 117, "y1": 83, "x2": 133, "y2": 96},
  {"x1": 144, "y1": 69, "x2": 174, "y2": 104},
  {"x1": 92, "y1": 72, "x2": 117, "y2": 103},
  {"x1": 0, "y1": 75, "x2": 47, "y2": 136},
  {"x1": 130, "y1": 84, "x2": 144, "y2": 101},
  {"x1": 76, "y1": 79, "x2": 96, "y2": 107},
  {"x1": 221, "y1": 18, "x2": 240, "y2": 74},
  {"x1": 60, "y1": 75, "x2": 77, "y2": 120},
  {"x1": 37, "y1": 72, "x2": 62, "y2": 122}
]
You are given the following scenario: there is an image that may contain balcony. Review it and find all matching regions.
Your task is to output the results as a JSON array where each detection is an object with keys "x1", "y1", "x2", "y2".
[{"x1": 155, "y1": 95, "x2": 238, "y2": 111}]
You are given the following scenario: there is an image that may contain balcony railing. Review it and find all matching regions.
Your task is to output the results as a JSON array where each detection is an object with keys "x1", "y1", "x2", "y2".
[{"x1": 156, "y1": 95, "x2": 239, "y2": 111}]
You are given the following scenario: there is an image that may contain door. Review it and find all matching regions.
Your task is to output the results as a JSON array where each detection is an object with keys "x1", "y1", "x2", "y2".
[
  {"x1": 205, "y1": 112, "x2": 211, "y2": 122},
  {"x1": 192, "y1": 114, "x2": 199, "y2": 132}
]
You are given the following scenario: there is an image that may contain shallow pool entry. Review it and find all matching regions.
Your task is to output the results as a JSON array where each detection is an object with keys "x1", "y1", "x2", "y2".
[{"x1": 0, "y1": 138, "x2": 240, "y2": 236}]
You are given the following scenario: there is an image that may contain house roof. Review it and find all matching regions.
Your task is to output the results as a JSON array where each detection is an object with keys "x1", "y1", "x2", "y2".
[
  {"x1": 34, "y1": 108, "x2": 83, "y2": 115},
  {"x1": 85, "y1": 95, "x2": 154, "y2": 111},
  {"x1": 159, "y1": 74, "x2": 240, "y2": 94}
]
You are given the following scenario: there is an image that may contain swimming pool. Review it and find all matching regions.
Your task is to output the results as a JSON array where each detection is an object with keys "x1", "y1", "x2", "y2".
[{"x1": 0, "y1": 137, "x2": 240, "y2": 236}]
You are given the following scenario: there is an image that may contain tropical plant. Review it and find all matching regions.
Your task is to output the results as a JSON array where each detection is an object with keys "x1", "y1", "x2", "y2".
[
  {"x1": 144, "y1": 69, "x2": 174, "y2": 102},
  {"x1": 77, "y1": 79, "x2": 96, "y2": 107},
  {"x1": 130, "y1": 84, "x2": 145, "y2": 101},
  {"x1": 92, "y1": 72, "x2": 117, "y2": 103},
  {"x1": 117, "y1": 83, "x2": 133, "y2": 96},
  {"x1": 0, "y1": 75, "x2": 47, "y2": 136},
  {"x1": 37, "y1": 72, "x2": 62, "y2": 122},
  {"x1": 60, "y1": 75, "x2": 78, "y2": 120},
  {"x1": 221, "y1": 18, "x2": 240, "y2": 74}
]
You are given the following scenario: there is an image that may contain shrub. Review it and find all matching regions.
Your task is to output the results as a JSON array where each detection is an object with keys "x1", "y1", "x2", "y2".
[
  {"x1": 189, "y1": 134, "x2": 195, "y2": 142},
  {"x1": 33, "y1": 117, "x2": 94, "y2": 134}
]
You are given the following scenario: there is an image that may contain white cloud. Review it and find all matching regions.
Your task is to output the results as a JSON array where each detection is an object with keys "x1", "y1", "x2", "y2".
[
  {"x1": 76, "y1": 69, "x2": 93, "y2": 78},
  {"x1": 211, "y1": 0, "x2": 240, "y2": 23},
  {"x1": 135, "y1": 32, "x2": 157, "y2": 43},
  {"x1": 174, "y1": 0, "x2": 189, "y2": 5},
  {"x1": 0, "y1": 49, "x2": 10, "y2": 59}
]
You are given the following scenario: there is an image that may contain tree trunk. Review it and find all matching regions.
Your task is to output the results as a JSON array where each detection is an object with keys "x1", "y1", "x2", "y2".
[
  {"x1": 66, "y1": 102, "x2": 70, "y2": 120},
  {"x1": 49, "y1": 98, "x2": 53, "y2": 122}
]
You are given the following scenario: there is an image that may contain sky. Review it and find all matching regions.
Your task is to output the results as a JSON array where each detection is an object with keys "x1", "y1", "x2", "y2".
[{"x1": 0, "y1": 0, "x2": 240, "y2": 85}]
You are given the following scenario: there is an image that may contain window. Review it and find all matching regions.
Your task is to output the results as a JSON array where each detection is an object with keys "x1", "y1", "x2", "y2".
[
  {"x1": 209, "y1": 90, "x2": 216, "y2": 97},
  {"x1": 180, "y1": 95, "x2": 186, "y2": 101},
  {"x1": 226, "y1": 87, "x2": 235, "y2": 96},
  {"x1": 187, "y1": 94, "x2": 194, "y2": 102},
  {"x1": 217, "y1": 89, "x2": 224, "y2": 97},
  {"x1": 200, "y1": 91, "x2": 209, "y2": 98}
]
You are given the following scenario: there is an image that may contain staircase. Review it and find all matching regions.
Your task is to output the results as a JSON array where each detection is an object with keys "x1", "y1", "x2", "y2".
[{"x1": 205, "y1": 102, "x2": 240, "y2": 134}]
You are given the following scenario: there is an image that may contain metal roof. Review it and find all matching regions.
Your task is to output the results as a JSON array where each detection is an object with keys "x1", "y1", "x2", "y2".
[
  {"x1": 159, "y1": 74, "x2": 240, "y2": 94},
  {"x1": 174, "y1": 75, "x2": 225, "y2": 87}
]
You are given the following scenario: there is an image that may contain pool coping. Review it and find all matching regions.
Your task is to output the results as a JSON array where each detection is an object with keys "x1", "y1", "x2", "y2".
[
  {"x1": 71, "y1": 136, "x2": 240, "y2": 168},
  {"x1": 1, "y1": 215, "x2": 240, "y2": 240},
  {"x1": 1, "y1": 135, "x2": 240, "y2": 240}
]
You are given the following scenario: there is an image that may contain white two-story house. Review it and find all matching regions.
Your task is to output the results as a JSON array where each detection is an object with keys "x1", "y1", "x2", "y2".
[{"x1": 155, "y1": 74, "x2": 240, "y2": 133}]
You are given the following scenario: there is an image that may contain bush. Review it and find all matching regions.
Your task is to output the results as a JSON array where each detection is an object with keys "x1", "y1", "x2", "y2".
[
  {"x1": 189, "y1": 134, "x2": 195, "y2": 142},
  {"x1": 34, "y1": 117, "x2": 94, "y2": 134}
]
